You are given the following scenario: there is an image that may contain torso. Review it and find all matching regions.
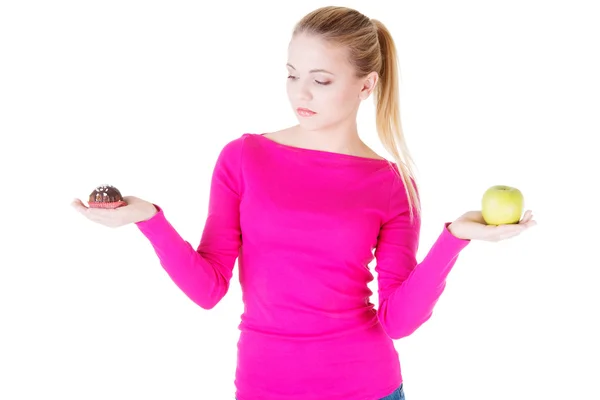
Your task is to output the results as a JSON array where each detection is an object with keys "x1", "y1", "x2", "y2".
[{"x1": 234, "y1": 131, "x2": 403, "y2": 399}]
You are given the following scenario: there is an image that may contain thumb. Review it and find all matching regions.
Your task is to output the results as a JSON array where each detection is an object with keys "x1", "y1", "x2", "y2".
[
  {"x1": 122, "y1": 196, "x2": 139, "y2": 204},
  {"x1": 71, "y1": 198, "x2": 88, "y2": 212}
]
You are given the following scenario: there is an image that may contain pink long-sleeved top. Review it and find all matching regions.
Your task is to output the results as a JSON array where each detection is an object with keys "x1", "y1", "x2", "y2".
[{"x1": 135, "y1": 133, "x2": 470, "y2": 400}]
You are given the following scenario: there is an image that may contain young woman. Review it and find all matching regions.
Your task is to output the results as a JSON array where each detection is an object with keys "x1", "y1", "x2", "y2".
[{"x1": 72, "y1": 6, "x2": 536, "y2": 400}]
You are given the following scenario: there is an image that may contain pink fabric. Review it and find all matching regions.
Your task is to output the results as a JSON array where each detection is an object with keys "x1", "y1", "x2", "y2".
[{"x1": 135, "y1": 133, "x2": 470, "y2": 399}]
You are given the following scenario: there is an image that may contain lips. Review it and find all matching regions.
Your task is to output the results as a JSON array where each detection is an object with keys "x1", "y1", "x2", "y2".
[{"x1": 297, "y1": 107, "x2": 316, "y2": 117}]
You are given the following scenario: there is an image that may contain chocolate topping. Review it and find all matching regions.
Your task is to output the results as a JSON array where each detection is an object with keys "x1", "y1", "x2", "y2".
[{"x1": 88, "y1": 184, "x2": 124, "y2": 203}]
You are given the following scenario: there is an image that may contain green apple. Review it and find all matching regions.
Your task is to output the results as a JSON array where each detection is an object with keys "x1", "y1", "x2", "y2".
[{"x1": 481, "y1": 185, "x2": 524, "y2": 225}]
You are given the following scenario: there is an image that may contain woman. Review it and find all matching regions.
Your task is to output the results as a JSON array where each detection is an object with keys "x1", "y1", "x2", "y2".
[{"x1": 71, "y1": 6, "x2": 536, "y2": 400}]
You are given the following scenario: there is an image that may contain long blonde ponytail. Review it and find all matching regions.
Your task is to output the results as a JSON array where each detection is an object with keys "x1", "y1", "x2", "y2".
[
  {"x1": 371, "y1": 19, "x2": 421, "y2": 223},
  {"x1": 294, "y1": 7, "x2": 422, "y2": 223}
]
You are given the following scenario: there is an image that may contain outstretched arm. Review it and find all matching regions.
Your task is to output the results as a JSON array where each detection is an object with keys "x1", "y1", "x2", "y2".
[
  {"x1": 135, "y1": 136, "x2": 246, "y2": 310},
  {"x1": 375, "y1": 180, "x2": 470, "y2": 339}
]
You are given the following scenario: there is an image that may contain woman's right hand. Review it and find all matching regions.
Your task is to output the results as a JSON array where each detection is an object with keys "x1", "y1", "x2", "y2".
[{"x1": 71, "y1": 195, "x2": 158, "y2": 228}]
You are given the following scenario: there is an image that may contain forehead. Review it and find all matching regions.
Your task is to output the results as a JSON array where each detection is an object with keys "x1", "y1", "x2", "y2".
[{"x1": 287, "y1": 33, "x2": 350, "y2": 73}]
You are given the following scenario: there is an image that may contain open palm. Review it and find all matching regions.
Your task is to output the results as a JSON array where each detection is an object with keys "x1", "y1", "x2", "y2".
[{"x1": 448, "y1": 210, "x2": 537, "y2": 241}]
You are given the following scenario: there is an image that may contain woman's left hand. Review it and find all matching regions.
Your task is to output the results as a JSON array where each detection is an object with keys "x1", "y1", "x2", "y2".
[{"x1": 447, "y1": 210, "x2": 537, "y2": 241}]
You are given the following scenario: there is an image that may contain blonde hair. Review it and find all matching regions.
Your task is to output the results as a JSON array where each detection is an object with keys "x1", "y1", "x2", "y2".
[{"x1": 293, "y1": 6, "x2": 421, "y2": 223}]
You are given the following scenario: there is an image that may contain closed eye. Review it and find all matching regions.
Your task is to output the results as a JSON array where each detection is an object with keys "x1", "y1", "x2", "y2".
[{"x1": 287, "y1": 75, "x2": 330, "y2": 85}]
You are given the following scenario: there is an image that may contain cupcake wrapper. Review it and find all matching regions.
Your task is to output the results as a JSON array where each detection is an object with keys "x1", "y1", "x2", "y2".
[{"x1": 88, "y1": 200, "x2": 127, "y2": 209}]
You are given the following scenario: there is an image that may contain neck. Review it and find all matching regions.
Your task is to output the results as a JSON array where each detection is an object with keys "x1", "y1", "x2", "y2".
[{"x1": 293, "y1": 118, "x2": 366, "y2": 156}]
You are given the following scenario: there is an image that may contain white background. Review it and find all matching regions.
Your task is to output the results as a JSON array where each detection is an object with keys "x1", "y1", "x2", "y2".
[{"x1": 1, "y1": 1, "x2": 598, "y2": 399}]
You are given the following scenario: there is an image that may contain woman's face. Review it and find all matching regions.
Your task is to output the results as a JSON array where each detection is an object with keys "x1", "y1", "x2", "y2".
[{"x1": 286, "y1": 33, "x2": 377, "y2": 132}]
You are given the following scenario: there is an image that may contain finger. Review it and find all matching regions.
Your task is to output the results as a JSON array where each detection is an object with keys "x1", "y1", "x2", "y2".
[
  {"x1": 85, "y1": 211, "x2": 118, "y2": 227},
  {"x1": 122, "y1": 196, "x2": 135, "y2": 204},
  {"x1": 90, "y1": 207, "x2": 130, "y2": 227},
  {"x1": 491, "y1": 230, "x2": 520, "y2": 242},
  {"x1": 495, "y1": 224, "x2": 525, "y2": 237},
  {"x1": 71, "y1": 198, "x2": 89, "y2": 213},
  {"x1": 501, "y1": 223, "x2": 531, "y2": 239},
  {"x1": 520, "y1": 213, "x2": 537, "y2": 228},
  {"x1": 465, "y1": 211, "x2": 486, "y2": 224},
  {"x1": 520, "y1": 210, "x2": 532, "y2": 224},
  {"x1": 86, "y1": 208, "x2": 119, "y2": 225},
  {"x1": 85, "y1": 210, "x2": 105, "y2": 223}
]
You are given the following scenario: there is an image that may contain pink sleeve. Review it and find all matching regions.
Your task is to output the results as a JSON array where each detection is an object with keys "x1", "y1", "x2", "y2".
[
  {"x1": 134, "y1": 136, "x2": 245, "y2": 309},
  {"x1": 374, "y1": 178, "x2": 470, "y2": 339}
]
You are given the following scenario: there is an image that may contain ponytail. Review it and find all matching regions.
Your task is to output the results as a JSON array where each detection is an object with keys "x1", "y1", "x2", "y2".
[
  {"x1": 293, "y1": 7, "x2": 422, "y2": 224},
  {"x1": 372, "y1": 19, "x2": 421, "y2": 224}
]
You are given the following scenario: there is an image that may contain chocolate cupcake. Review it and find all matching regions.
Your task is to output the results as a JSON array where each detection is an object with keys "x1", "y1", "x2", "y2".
[{"x1": 88, "y1": 184, "x2": 127, "y2": 209}]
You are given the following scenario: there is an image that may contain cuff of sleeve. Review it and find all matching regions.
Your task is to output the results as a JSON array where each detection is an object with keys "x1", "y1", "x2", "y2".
[
  {"x1": 440, "y1": 221, "x2": 471, "y2": 253},
  {"x1": 134, "y1": 203, "x2": 165, "y2": 234}
]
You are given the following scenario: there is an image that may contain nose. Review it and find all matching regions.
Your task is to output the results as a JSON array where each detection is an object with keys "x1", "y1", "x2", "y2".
[{"x1": 293, "y1": 80, "x2": 313, "y2": 102}]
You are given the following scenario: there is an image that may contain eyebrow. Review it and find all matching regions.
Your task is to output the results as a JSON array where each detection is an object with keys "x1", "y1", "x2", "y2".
[{"x1": 286, "y1": 63, "x2": 334, "y2": 75}]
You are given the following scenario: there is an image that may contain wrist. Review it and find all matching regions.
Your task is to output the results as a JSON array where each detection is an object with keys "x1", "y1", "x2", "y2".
[
  {"x1": 138, "y1": 202, "x2": 158, "y2": 222},
  {"x1": 447, "y1": 222, "x2": 462, "y2": 239}
]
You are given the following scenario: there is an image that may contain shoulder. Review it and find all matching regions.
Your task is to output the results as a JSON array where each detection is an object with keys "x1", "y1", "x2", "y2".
[
  {"x1": 211, "y1": 134, "x2": 252, "y2": 173},
  {"x1": 386, "y1": 167, "x2": 421, "y2": 222},
  {"x1": 224, "y1": 127, "x2": 297, "y2": 155},
  {"x1": 220, "y1": 129, "x2": 290, "y2": 151},
  {"x1": 215, "y1": 131, "x2": 280, "y2": 168},
  {"x1": 222, "y1": 132, "x2": 251, "y2": 151},
  {"x1": 217, "y1": 132, "x2": 260, "y2": 161}
]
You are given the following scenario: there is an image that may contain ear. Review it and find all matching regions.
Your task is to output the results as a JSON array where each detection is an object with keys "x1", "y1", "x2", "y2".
[{"x1": 359, "y1": 71, "x2": 378, "y2": 100}]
